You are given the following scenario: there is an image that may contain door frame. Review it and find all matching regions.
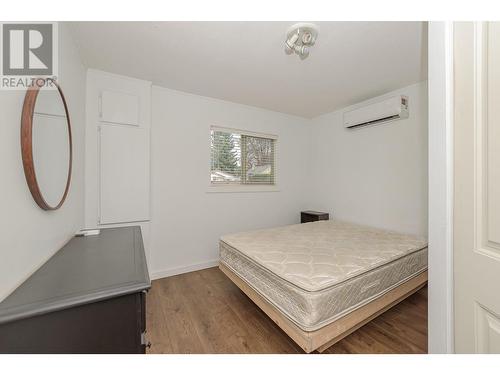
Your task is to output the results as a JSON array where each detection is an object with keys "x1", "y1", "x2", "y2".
[{"x1": 428, "y1": 21, "x2": 455, "y2": 354}]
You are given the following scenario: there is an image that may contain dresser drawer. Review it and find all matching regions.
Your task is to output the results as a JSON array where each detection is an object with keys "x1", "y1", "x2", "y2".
[{"x1": 0, "y1": 292, "x2": 147, "y2": 354}]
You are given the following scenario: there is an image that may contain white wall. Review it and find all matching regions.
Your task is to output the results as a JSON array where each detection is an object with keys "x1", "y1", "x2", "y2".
[
  {"x1": 308, "y1": 81, "x2": 428, "y2": 237},
  {"x1": 0, "y1": 23, "x2": 86, "y2": 302},
  {"x1": 150, "y1": 87, "x2": 309, "y2": 279},
  {"x1": 427, "y1": 21, "x2": 454, "y2": 354}
]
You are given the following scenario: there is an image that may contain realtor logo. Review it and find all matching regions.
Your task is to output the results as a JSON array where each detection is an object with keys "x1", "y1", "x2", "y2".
[{"x1": 1, "y1": 22, "x2": 58, "y2": 90}]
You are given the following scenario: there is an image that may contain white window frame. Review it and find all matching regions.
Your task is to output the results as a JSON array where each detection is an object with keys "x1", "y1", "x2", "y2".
[{"x1": 207, "y1": 125, "x2": 279, "y2": 193}]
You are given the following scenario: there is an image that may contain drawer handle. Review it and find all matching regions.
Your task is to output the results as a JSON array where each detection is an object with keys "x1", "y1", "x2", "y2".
[{"x1": 141, "y1": 332, "x2": 151, "y2": 349}]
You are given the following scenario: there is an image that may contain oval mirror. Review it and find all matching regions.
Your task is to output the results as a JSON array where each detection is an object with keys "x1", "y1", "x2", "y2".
[{"x1": 21, "y1": 79, "x2": 72, "y2": 210}]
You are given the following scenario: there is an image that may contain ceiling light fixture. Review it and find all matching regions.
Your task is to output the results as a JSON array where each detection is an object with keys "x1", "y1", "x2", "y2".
[{"x1": 285, "y1": 23, "x2": 319, "y2": 60}]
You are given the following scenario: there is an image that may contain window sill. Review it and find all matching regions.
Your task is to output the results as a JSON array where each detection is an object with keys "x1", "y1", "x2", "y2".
[{"x1": 206, "y1": 185, "x2": 280, "y2": 193}]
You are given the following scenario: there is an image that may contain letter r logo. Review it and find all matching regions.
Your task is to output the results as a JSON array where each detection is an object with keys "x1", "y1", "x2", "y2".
[{"x1": 2, "y1": 23, "x2": 53, "y2": 75}]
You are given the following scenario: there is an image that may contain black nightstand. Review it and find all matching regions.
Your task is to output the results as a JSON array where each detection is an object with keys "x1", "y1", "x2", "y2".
[{"x1": 301, "y1": 211, "x2": 330, "y2": 223}]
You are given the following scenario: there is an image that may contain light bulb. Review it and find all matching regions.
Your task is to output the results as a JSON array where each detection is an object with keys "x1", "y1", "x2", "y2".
[
  {"x1": 299, "y1": 46, "x2": 309, "y2": 59},
  {"x1": 302, "y1": 31, "x2": 313, "y2": 45},
  {"x1": 285, "y1": 31, "x2": 299, "y2": 53},
  {"x1": 293, "y1": 45, "x2": 309, "y2": 58}
]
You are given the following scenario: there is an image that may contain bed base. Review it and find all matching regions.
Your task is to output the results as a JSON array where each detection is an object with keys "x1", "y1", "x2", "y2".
[{"x1": 219, "y1": 263, "x2": 428, "y2": 353}]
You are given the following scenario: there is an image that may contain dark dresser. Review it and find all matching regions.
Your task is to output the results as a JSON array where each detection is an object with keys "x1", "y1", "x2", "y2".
[
  {"x1": 301, "y1": 210, "x2": 330, "y2": 223},
  {"x1": 0, "y1": 226, "x2": 151, "y2": 354}
]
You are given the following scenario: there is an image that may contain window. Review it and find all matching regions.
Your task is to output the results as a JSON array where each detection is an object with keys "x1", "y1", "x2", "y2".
[{"x1": 210, "y1": 127, "x2": 277, "y2": 186}]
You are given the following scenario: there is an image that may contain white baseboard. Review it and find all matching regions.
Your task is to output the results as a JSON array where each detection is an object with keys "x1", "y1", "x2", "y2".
[{"x1": 150, "y1": 259, "x2": 219, "y2": 281}]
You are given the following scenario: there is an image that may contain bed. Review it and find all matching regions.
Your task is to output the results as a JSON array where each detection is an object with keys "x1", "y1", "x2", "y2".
[{"x1": 219, "y1": 220, "x2": 428, "y2": 353}]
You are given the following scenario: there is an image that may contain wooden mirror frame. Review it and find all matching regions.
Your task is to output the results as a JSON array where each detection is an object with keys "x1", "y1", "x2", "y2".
[{"x1": 21, "y1": 78, "x2": 73, "y2": 211}]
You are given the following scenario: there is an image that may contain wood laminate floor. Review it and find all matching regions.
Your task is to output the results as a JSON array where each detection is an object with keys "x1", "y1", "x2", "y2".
[{"x1": 146, "y1": 267, "x2": 428, "y2": 354}]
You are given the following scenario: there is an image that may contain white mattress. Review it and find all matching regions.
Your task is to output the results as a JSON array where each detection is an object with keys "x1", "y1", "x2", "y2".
[{"x1": 219, "y1": 220, "x2": 428, "y2": 331}]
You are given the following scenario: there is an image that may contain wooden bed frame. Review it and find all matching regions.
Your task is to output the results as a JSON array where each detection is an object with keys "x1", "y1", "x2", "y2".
[{"x1": 219, "y1": 263, "x2": 428, "y2": 353}]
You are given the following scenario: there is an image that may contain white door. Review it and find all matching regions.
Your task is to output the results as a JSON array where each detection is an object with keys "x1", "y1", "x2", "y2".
[
  {"x1": 454, "y1": 22, "x2": 500, "y2": 353},
  {"x1": 99, "y1": 124, "x2": 150, "y2": 225}
]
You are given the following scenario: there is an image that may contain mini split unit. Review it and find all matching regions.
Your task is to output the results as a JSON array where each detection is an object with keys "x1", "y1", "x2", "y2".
[{"x1": 343, "y1": 95, "x2": 409, "y2": 129}]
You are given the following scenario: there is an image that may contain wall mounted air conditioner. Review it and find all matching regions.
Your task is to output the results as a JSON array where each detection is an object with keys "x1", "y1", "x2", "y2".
[{"x1": 343, "y1": 95, "x2": 409, "y2": 129}]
